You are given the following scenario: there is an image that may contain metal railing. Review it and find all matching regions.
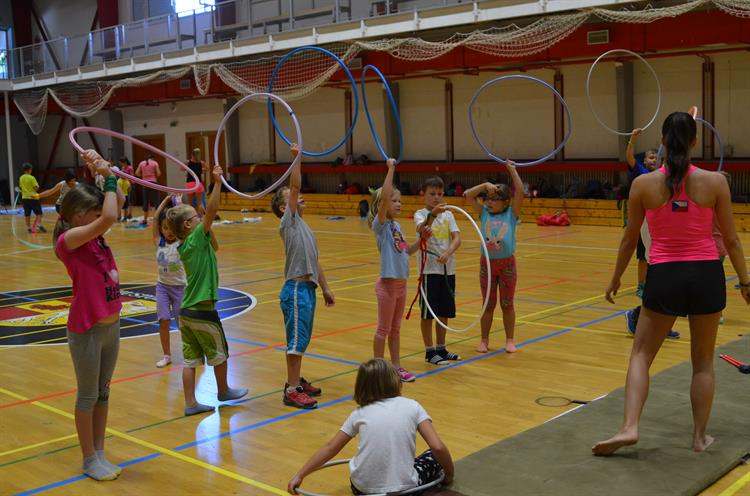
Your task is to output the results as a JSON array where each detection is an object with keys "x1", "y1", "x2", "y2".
[{"x1": 0, "y1": 0, "x2": 482, "y2": 80}]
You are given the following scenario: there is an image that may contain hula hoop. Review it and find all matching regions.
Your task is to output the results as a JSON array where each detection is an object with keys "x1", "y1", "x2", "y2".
[
  {"x1": 419, "y1": 205, "x2": 491, "y2": 333},
  {"x1": 10, "y1": 189, "x2": 52, "y2": 250},
  {"x1": 586, "y1": 49, "x2": 662, "y2": 136},
  {"x1": 655, "y1": 117, "x2": 724, "y2": 171},
  {"x1": 68, "y1": 127, "x2": 201, "y2": 194},
  {"x1": 469, "y1": 75, "x2": 572, "y2": 167},
  {"x1": 361, "y1": 64, "x2": 403, "y2": 163},
  {"x1": 268, "y1": 46, "x2": 358, "y2": 157},
  {"x1": 215, "y1": 92, "x2": 302, "y2": 200},
  {"x1": 296, "y1": 459, "x2": 444, "y2": 496}
]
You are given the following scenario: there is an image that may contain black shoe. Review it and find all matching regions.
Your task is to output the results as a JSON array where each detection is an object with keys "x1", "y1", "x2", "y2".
[
  {"x1": 438, "y1": 349, "x2": 461, "y2": 361},
  {"x1": 37, "y1": 225, "x2": 47, "y2": 233},
  {"x1": 425, "y1": 351, "x2": 449, "y2": 365}
]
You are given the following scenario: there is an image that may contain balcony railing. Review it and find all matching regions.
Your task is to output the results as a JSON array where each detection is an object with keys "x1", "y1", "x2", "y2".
[{"x1": 0, "y1": 0, "x2": 479, "y2": 80}]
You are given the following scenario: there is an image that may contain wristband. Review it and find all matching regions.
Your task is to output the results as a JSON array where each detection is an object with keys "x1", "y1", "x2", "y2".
[{"x1": 104, "y1": 175, "x2": 117, "y2": 192}]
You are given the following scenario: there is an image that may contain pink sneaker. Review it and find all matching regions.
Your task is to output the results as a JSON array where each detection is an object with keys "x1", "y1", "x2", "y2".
[{"x1": 397, "y1": 367, "x2": 416, "y2": 383}]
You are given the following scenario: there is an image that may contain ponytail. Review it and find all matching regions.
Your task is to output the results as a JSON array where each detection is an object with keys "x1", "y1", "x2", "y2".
[
  {"x1": 661, "y1": 112, "x2": 697, "y2": 198},
  {"x1": 368, "y1": 187, "x2": 382, "y2": 228}
]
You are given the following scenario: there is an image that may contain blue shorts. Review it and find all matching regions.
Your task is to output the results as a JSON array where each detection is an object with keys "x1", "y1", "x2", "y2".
[{"x1": 280, "y1": 280, "x2": 316, "y2": 355}]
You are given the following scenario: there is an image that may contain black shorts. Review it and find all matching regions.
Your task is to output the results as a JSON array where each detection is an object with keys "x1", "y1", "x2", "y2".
[
  {"x1": 643, "y1": 260, "x2": 726, "y2": 316},
  {"x1": 636, "y1": 235, "x2": 646, "y2": 261},
  {"x1": 22, "y1": 199, "x2": 42, "y2": 217},
  {"x1": 55, "y1": 204, "x2": 61, "y2": 213},
  {"x1": 419, "y1": 274, "x2": 456, "y2": 320},
  {"x1": 142, "y1": 183, "x2": 159, "y2": 210}
]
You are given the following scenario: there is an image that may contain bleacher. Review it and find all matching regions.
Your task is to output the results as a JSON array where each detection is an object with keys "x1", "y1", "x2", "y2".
[{"x1": 221, "y1": 193, "x2": 750, "y2": 231}]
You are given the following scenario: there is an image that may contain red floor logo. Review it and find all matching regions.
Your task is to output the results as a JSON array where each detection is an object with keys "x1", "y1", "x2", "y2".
[{"x1": 0, "y1": 284, "x2": 256, "y2": 346}]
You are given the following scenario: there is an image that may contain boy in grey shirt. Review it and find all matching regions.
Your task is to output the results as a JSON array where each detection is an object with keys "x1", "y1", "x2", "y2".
[{"x1": 271, "y1": 144, "x2": 335, "y2": 409}]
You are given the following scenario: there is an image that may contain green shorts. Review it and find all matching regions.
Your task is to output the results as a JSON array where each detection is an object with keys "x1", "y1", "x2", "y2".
[{"x1": 179, "y1": 303, "x2": 229, "y2": 368}]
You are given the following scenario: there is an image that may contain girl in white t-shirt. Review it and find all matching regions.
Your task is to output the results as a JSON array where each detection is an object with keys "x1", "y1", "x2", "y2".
[
  {"x1": 152, "y1": 195, "x2": 187, "y2": 368},
  {"x1": 288, "y1": 358, "x2": 454, "y2": 495}
]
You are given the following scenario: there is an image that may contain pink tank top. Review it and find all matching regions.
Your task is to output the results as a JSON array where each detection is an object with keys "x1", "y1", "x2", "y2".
[
  {"x1": 645, "y1": 165, "x2": 718, "y2": 265},
  {"x1": 139, "y1": 159, "x2": 159, "y2": 182},
  {"x1": 56, "y1": 233, "x2": 122, "y2": 333}
]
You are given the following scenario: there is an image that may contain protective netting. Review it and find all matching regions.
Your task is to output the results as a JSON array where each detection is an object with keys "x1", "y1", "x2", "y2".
[{"x1": 14, "y1": 0, "x2": 746, "y2": 135}]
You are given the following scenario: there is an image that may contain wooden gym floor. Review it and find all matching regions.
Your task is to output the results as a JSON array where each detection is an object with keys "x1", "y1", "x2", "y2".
[{"x1": 0, "y1": 208, "x2": 748, "y2": 496}]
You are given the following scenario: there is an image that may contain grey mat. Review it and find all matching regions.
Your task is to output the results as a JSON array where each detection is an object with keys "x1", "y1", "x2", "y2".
[{"x1": 452, "y1": 337, "x2": 750, "y2": 496}]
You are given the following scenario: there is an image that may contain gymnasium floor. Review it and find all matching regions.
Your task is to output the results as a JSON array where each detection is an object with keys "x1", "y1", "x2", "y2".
[{"x1": 1, "y1": 209, "x2": 748, "y2": 496}]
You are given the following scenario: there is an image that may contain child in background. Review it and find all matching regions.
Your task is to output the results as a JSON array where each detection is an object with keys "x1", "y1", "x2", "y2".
[
  {"x1": 271, "y1": 144, "x2": 335, "y2": 409},
  {"x1": 464, "y1": 160, "x2": 523, "y2": 353},
  {"x1": 39, "y1": 168, "x2": 77, "y2": 213},
  {"x1": 167, "y1": 164, "x2": 247, "y2": 416},
  {"x1": 369, "y1": 159, "x2": 424, "y2": 382},
  {"x1": 117, "y1": 176, "x2": 131, "y2": 221},
  {"x1": 152, "y1": 195, "x2": 186, "y2": 368},
  {"x1": 414, "y1": 177, "x2": 462, "y2": 365},
  {"x1": 288, "y1": 358, "x2": 454, "y2": 495},
  {"x1": 54, "y1": 150, "x2": 125, "y2": 481},
  {"x1": 714, "y1": 171, "x2": 732, "y2": 324},
  {"x1": 19, "y1": 163, "x2": 45, "y2": 233}
]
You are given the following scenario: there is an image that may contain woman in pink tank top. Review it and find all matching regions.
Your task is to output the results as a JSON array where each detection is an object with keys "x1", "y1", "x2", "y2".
[
  {"x1": 594, "y1": 112, "x2": 750, "y2": 457},
  {"x1": 136, "y1": 154, "x2": 162, "y2": 225},
  {"x1": 55, "y1": 150, "x2": 126, "y2": 481}
]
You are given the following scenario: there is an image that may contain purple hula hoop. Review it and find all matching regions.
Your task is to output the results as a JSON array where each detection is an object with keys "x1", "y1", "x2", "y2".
[
  {"x1": 69, "y1": 127, "x2": 201, "y2": 194},
  {"x1": 214, "y1": 92, "x2": 302, "y2": 200}
]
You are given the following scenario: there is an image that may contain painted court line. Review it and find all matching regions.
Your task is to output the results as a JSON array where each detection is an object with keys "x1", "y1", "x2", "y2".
[{"x1": 12, "y1": 303, "x2": 627, "y2": 495}]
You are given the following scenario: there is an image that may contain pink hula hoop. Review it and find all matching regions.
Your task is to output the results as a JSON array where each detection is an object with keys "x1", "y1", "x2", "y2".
[
  {"x1": 215, "y1": 92, "x2": 302, "y2": 200},
  {"x1": 68, "y1": 127, "x2": 201, "y2": 194}
]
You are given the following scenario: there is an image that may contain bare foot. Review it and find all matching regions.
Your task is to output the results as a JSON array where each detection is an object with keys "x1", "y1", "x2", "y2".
[
  {"x1": 476, "y1": 341, "x2": 489, "y2": 353},
  {"x1": 592, "y1": 431, "x2": 639, "y2": 456},
  {"x1": 505, "y1": 340, "x2": 517, "y2": 353},
  {"x1": 693, "y1": 434, "x2": 714, "y2": 452}
]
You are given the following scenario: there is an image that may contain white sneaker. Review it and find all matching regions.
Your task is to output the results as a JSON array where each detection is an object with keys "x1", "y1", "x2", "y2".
[{"x1": 156, "y1": 355, "x2": 171, "y2": 368}]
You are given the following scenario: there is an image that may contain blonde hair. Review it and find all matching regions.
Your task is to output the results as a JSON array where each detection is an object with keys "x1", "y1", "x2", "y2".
[
  {"x1": 53, "y1": 184, "x2": 104, "y2": 253},
  {"x1": 271, "y1": 187, "x2": 289, "y2": 218},
  {"x1": 166, "y1": 204, "x2": 195, "y2": 240},
  {"x1": 353, "y1": 358, "x2": 402, "y2": 407},
  {"x1": 367, "y1": 186, "x2": 400, "y2": 228}
]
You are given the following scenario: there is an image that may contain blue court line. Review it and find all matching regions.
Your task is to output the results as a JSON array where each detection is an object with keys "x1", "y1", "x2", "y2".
[
  {"x1": 15, "y1": 308, "x2": 627, "y2": 495},
  {"x1": 225, "y1": 336, "x2": 362, "y2": 367}
]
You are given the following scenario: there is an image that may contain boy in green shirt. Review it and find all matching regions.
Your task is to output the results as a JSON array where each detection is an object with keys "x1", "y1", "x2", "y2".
[{"x1": 167, "y1": 165, "x2": 247, "y2": 416}]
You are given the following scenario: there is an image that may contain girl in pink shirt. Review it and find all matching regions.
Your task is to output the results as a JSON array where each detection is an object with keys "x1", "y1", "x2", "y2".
[
  {"x1": 54, "y1": 150, "x2": 125, "y2": 482},
  {"x1": 595, "y1": 111, "x2": 750, "y2": 457}
]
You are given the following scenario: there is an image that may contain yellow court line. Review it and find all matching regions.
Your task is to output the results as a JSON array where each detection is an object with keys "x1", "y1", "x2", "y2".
[
  {"x1": 719, "y1": 468, "x2": 750, "y2": 496},
  {"x1": 0, "y1": 433, "x2": 78, "y2": 458},
  {"x1": 0, "y1": 283, "x2": 154, "y2": 309},
  {"x1": 0, "y1": 386, "x2": 287, "y2": 495},
  {"x1": 516, "y1": 319, "x2": 691, "y2": 343}
]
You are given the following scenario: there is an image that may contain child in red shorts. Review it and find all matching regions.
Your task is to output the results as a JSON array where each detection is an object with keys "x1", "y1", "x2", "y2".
[{"x1": 464, "y1": 160, "x2": 523, "y2": 353}]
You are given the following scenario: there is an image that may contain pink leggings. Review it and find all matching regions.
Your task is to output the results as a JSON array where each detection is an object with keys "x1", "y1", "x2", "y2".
[{"x1": 375, "y1": 278, "x2": 407, "y2": 339}]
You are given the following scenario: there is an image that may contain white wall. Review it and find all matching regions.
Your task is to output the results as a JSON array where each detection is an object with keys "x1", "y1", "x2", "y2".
[
  {"x1": 400, "y1": 78, "x2": 445, "y2": 161},
  {"x1": 561, "y1": 62, "x2": 619, "y2": 159},
  {"x1": 634, "y1": 55, "x2": 703, "y2": 157},
  {"x1": 453, "y1": 69, "x2": 555, "y2": 161},
  {"x1": 714, "y1": 51, "x2": 750, "y2": 158},
  {"x1": 122, "y1": 98, "x2": 225, "y2": 187}
]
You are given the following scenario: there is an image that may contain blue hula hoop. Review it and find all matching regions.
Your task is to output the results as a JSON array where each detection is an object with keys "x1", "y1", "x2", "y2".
[
  {"x1": 656, "y1": 117, "x2": 724, "y2": 171},
  {"x1": 361, "y1": 64, "x2": 403, "y2": 163},
  {"x1": 469, "y1": 75, "x2": 572, "y2": 167},
  {"x1": 268, "y1": 46, "x2": 358, "y2": 157}
]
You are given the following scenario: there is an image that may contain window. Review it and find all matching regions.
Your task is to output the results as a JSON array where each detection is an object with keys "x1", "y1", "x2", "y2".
[
  {"x1": 0, "y1": 29, "x2": 8, "y2": 79},
  {"x1": 175, "y1": 0, "x2": 215, "y2": 17}
]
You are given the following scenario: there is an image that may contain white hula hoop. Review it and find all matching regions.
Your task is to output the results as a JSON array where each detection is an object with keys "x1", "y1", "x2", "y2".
[
  {"x1": 214, "y1": 92, "x2": 302, "y2": 200},
  {"x1": 586, "y1": 49, "x2": 662, "y2": 136},
  {"x1": 296, "y1": 459, "x2": 445, "y2": 496},
  {"x1": 419, "y1": 205, "x2": 491, "y2": 333}
]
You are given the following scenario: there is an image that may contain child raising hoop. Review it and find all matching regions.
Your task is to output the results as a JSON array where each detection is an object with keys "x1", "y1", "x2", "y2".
[{"x1": 464, "y1": 160, "x2": 523, "y2": 353}]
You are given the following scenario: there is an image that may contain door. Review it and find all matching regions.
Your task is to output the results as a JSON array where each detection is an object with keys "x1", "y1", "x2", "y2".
[{"x1": 131, "y1": 134, "x2": 166, "y2": 206}]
